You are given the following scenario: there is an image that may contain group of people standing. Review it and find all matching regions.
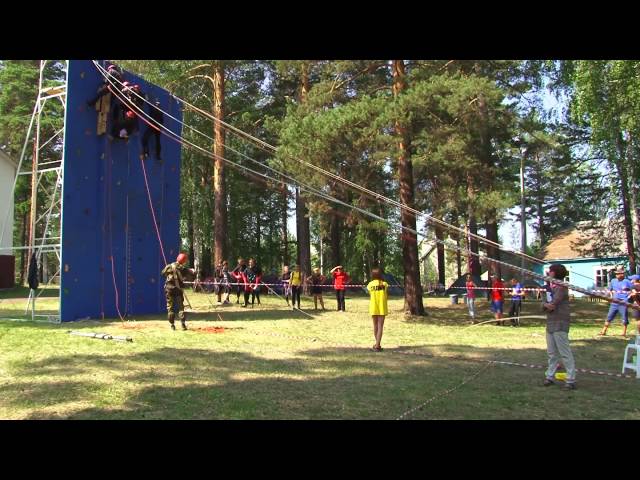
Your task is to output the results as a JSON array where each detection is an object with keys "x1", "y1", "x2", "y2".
[
  {"x1": 464, "y1": 274, "x2": 524, "y2": 326},
  {"x1": 460, "y1": 264, "x2": 640, "y2": 391},
  {"x1": 281, "y1": 265, "x2": 350, "y2": 311},
  {"x1": 199, "y1": 259, "x2": 354, "y2": 312},
  {"x1": 161, "y1": 253, "x2": 391, "y2": 352},
  {"x1": 204, "y1": 257, "x2": 263, "y2": 308}
]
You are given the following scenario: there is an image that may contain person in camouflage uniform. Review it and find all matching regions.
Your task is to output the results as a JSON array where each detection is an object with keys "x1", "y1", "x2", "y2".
[{"x1": 161, "y1": 253, "x2": 195, "y2": 330}]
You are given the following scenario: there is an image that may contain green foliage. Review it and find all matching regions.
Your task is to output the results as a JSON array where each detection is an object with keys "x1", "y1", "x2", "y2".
[{"x1": 3, "y1": 59, "x2": 627, "y2": 287}]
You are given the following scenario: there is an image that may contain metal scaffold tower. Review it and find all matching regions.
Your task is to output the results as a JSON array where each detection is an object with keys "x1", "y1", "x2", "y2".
[{"x1": 0, "y1": 60, "x2": 68, "y2": 322}]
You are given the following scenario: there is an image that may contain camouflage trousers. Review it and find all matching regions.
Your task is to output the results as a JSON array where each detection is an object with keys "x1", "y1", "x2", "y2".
[{"x1": 165, "y1": 289, "x2": 186, "y2": 324}]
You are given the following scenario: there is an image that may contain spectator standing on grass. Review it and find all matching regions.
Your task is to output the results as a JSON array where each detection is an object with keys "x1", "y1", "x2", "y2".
[
  {"x1": 542, "y1": 263, "x2": 576, "y2": 390},
  {"x1": 508, "y1": 278, "x2": 524, "y2": 327},
  {"x1": 231, "y1": 258, "x2": 247, "y2": 304},
  {"x1": 306, "y1": 267, "x2": 326, "y2": 311},
  {"x1": 465, "y1": 274, "x2": 477, "y2": 323},
  {"x1": 330, "y1": 265, "x2": 350, "y2": 312},
  {"x1": 599, "y1": 266, "x2": 633, "y2": 337},
  {"x1": 281, "y1": 265, "x2": 292, "y2": 306},
  {"x1": 367, "y1": 268, "x2": 389, "y2": 352},
  {"x1": 289, "y1": 264, "x2": 303, "y2": 310},
  {"x1": 489, "y1": 274, "x2": 505, "y2": 325}
]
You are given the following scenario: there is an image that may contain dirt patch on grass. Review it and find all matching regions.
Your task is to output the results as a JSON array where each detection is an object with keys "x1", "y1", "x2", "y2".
[{"x1": 193, "y1": 326, "x2": 227, "y2": 334}]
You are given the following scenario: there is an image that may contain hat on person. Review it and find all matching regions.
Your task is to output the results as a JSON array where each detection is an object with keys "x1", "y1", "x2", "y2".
[
  {"x1": 630, "y1": 274, "x2": 640, "y2": 281},
  {"x1": 615, "y1": 266, "x2": 626, "y2": 274}
]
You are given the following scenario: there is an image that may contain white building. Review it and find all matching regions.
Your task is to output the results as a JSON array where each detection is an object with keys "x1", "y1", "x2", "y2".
[
  {"x1": 0, "y1": 149, "x2": 16, "y2": 288},
  {"x1": 0, "y1": 149, "x2": 16, "y2": 256}
]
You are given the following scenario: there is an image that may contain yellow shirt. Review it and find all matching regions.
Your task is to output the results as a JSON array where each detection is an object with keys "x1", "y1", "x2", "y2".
[
  {"x1": 290, "y1": 271, "x2": 303, "y2": 286},
  {"x1": 367, "y1": 280, "x2": 389, "y2": 316}
]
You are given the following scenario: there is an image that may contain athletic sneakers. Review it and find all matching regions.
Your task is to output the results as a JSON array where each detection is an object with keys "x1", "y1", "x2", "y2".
[
  {"x1": 564, "y1": 382, "x2": 576, "y2": 390},
  {"x1": 543, "y1": 378, "x2": 554, "y2": 386},
  {"x1": 170, "y1": 324, "x2": 176, "y2": 331}
]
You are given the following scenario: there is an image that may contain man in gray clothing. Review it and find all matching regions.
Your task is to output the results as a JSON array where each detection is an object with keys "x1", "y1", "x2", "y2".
[{"x1": 542, "y1": 263, "x2": 576, "y2": 390}]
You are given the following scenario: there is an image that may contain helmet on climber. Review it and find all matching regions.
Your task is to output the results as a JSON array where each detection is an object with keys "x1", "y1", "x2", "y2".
[{"x1": 177, "y1": 253, "x2": 188, "y2": 265}]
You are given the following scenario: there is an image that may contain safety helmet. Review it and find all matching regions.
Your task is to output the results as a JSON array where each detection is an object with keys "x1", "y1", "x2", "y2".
[
  {"x1": 131, "y1": 84, "x2": 141, "y2": 91},
  {"x1": 122, "y1": 81, "x2": 131, "y2": 88},
  {"x1": 125, "y1": 110, "x2": 135, "y2": 119},
  {"x1": 177, "y1": 253, "x2": 188, "y2": 264}
]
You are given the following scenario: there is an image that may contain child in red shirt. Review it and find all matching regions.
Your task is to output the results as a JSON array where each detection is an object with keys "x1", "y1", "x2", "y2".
[
  {"x1": 490, "y1": 274, "x2": 505, "y2": 325},
  {"x1": 330, "y1": 265, "x2": 350, "y2": 311}
]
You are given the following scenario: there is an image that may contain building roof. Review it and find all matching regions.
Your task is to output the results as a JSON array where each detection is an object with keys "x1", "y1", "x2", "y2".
[
  {"x1": 540, "y1": 221, "x2": 627, "y2": 261},
  {"x1": 0, "y1": 149, "x2": 17, "y2": 169}
]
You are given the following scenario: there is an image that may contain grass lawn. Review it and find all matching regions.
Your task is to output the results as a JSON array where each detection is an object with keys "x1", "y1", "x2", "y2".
[{"x1": 0, "y1": 289, "x2": 638, "y2": 419}]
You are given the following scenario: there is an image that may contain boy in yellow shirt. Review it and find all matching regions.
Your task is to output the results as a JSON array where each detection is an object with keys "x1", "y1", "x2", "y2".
[
  {"x1": 290, "y1": 264, "x2": 304, "y2": 310},
  {"x1": 367, "y1": 268, "x2": 389, "y2": 351}
]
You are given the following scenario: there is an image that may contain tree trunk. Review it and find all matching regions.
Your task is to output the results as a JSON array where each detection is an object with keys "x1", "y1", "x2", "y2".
[
  {"x1": 187, "y1": 199, "x2": 195, "y2": 266},
  {"x1": 213, "y1": 61, "x2": 228, "y2": 269},
  {"x1": 467, "y1": 215, "x2": 480, "y2": 277},
  {"x1": 629, "y1": 134, "x2": 640, "y2": 267},
  {"x1": 535, "y1": 154, "x2": 546, "y2": 245},
  {"x1": 19, "y1": 210, "x2": 27, "y2": 285},
  {"x1": 393, "y1": 59, "x2": 425, "y2": 315},
  {"x1": 201, "y1": 245, "x2": 212, "y2": 278},
  {"x1": 455, "y1": 228, "x2": 462, "y2": 279},
  {"x1": 330, "y1": 205, "x2": 341, "y2": 267},
  {"x1": 296, "y1": 188, "x2": 311, "y2": 276},
  {"x1": 473, "y1": 66, "x2": 498, "y2": 277},
  {"x1": 485, "y1": 216, "x2": 501, "y2": 278},
  {"x1": 615, "y1": 132, "x2": 637, "y2": 273},
  {"x1": 435, "y1": 223, "x2": 446, "y2": 286},
  {"x1": 256, "y1": 211, "x2": 261, "y2": 260},
  {"x1": 295, "y1": 63, "x2": 312, "y2": 276},
  {"x1": 281, "y1": 184, "x2": 289, "y2": 267}
]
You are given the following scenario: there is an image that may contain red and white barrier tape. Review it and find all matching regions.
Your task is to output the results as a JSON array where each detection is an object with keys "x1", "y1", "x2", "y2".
[
  {"x1": 184, "y1": 281, "x2": 368, "y2": 288},
  {"x1": 451, "y1": 286, "x2": 543, "y2": 292}
]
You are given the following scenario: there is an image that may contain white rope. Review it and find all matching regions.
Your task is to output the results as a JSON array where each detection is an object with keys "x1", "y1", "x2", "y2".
[
  {"x1": 91, "y1": 62, "x2": 640, "y2": 310},
  {"x1": 166, "y1": 79, "x2": 555, "y2": 268},
  {"x1": 96, "y1": 61, "x2": 548, "y2": 269},
  {"x1": 396, "y1": 361, "x2": 494, "y2": 420},
  {"x1": 463, "y1": 315, "x2": 548, "y2": 329}
]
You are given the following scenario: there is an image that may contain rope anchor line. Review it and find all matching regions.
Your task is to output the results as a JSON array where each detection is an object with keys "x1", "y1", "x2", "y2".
[{"x1": 90, "y1": 61, "x2": 640, "y2": 312}]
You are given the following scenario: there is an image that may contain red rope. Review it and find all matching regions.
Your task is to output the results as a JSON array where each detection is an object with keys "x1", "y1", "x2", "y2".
[
  {"x1": 106, "y1": 139, "x2": 125, "y2": 322},
  {"x1": 140, "y1": 153, "x2": 167, "y2": 265}
]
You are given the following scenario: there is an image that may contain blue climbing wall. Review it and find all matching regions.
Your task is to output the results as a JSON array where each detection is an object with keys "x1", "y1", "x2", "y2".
[{"x1": 60, "y1": 60, "x2": 183, "y2": 321}]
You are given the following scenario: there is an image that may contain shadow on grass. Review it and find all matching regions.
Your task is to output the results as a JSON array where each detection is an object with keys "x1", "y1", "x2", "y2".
[
  {"x1": 3, "y1": 334, "x2": 639, "y2": 419},
  {"x1": 0, "y1": 286, "x2": 59, "y2": 299}
]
